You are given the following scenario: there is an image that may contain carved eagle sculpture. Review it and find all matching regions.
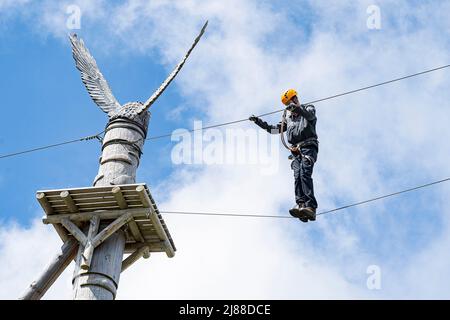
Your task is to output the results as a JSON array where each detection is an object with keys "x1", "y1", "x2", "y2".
[{"x1": 69, "y1": 21, "x2": 208, "y2": 125}]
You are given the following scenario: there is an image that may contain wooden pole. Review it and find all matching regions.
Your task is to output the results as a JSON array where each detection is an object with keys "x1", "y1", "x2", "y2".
[
  {"x1": 72, "y1": 229, "x2": 126, "y2": 299},
  {"x1": 21, "y1": 22, "x2": 205, "y2": 299},
  {"x1": 19, "y1": 238, "x2": 78, "y2": 300},
  {"x1": 72, "y1": 117, "x2": 148, "y2": 300}
]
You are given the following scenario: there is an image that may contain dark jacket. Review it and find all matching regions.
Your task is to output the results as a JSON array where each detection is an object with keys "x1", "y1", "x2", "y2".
[{"x1": 254, "y1": 103, "x2": 318, "y2": 148}]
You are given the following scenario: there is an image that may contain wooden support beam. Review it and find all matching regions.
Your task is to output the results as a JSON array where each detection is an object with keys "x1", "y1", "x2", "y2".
[
  {"x1": 128, "y1": 220, "x2": 145, "y2": 243},
  {"x1": 148, "y1": 212, "x2": 175, "y2": 258},
  {"x1": 121, "y1": 246, "x2": 150, "y2": 272},
  {"x1": 20, "y1": 238, "x2": 78, "y2": 300},
  {"x1": 142, "y1": 246, "x2": 150, "y2": 259},
  {"x1": 124, "y1": 242, "x2": 166, "y2": 253},
  {"x1": 61, "y1": 218, "x2": 87, "y2": 246},
  {"x1": 91, "y1": 212, "x2": 132, "y2": 248},
  {"x1": 147, "y1": 213, "x2": 166, "y2": 241},
  {"x1": 60, "y1": 191, "x2": 78, "y2": 213},
  {"x1": 62, "y1": 213, "x2": 134, "y2": 264},
  {"x1": 39, "y1": 185, "x2": 134, "y2": 195},
  {"x1": 42, "y1": 208, "x2": 148, "y2": 224},
  {"x1": 37, "y1": 193, "x2": 53, "y2": 215},
  {"x1": 112, "y1": 186, "x2": 128, "y2": 209},
  {"x1": 81, "y1": 216, "x2": 100, "y2": 270},
  {"x1": 136, "y1": 185, "x2": 151, "y2": 208},
  {"x1": 136, "y1": 186, "x2": 175, "y2": 258},
  {"x1": 53, "y1": 223, "x2": 69, "y2": 243}
]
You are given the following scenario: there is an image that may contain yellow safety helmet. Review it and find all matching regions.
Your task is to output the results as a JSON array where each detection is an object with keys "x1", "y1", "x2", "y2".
[{"x1": 281, "y1": 89, "x2": 298, "y2": 105}]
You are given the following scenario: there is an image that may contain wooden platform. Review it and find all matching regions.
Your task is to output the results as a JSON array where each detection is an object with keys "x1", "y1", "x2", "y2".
[{"x1": 37, "y1": 184, "x2": 176, "y2": 257}]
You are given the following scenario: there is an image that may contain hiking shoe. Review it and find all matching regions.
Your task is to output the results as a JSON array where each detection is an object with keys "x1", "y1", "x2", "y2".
[
  {"x1": 289, "y1": 203, "x2": 304, "y2": 218},
  {"x1": 301, "y1": 207, "x2": 316, "y2": 221},
  {"x1": 298, "y1": 215, "x2": 308, "y2": 223},
  {"x1": 297, "y1": 203, "x2": 309, "y2": 223}
]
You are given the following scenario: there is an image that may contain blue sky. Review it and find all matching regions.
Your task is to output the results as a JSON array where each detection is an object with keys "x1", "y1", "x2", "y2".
[{"x1": 1, "y1": 0, "x2": 450, "y2": 299}]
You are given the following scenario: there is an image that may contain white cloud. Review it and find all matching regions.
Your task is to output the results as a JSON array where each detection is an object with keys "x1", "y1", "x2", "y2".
[
  {"x1": 1, "y1": 0, "x2": 450, "y2": 299},
  {"x1": 0, "y1": 218, "x2": 72, "y2": 299}
]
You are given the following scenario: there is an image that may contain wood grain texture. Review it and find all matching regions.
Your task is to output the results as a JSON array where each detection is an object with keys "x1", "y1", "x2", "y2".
[
  {"x1": 61, "y1": 191, "x2": 78, "y2": 213},
  {"x1": 61, "y1": 218, "x2": 87, "y2": 245},
  {"x1": 81, "y1": 216, "x2": 100, "y2": 270},
  {"x1": 37, "y1": 193, "x2": 53, "y2": 215},
  {"x1": 73, "y1": 230, "x2": 125, "y2": 300},
  {"x1": 112, "y1": 186, "x2": 128, "y2": 209},
  {"x1": 42, "y1": 208, "x2": 148, "y2": 224}
]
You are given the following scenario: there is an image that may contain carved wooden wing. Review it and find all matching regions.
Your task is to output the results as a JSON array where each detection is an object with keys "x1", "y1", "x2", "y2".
[
  {"x1": 136, "y1": 21, "x2": 208, "y2": 114},
  {"x1": 70, "y1": 34, "x2": 121, "y2": 116}
]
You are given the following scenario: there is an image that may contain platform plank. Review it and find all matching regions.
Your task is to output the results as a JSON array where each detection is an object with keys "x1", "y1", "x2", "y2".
[{"x1": 37, "y1": 183, "x2": 176, "y2": 256}]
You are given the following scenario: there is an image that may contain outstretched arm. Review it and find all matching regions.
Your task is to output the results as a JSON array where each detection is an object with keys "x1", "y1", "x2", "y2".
[{"x1": 249, "y1": 115, "x2": 286, "y2": 134}]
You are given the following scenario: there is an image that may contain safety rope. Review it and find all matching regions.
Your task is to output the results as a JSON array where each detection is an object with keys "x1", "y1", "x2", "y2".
[
  {"x1": 146, "y1": 64, "x2": 450, "y2": 141},
  {"x1": 280, "y1": 109, "x2": 295, "y2": 152},
  {"x1": 0, "y1": 131, "x2": 104, "y2": 160},
  {"x1": 159, "y1": 177, "x2": 450, "y2": 219},
  {"x1": 1, "y1": 64, "x2": 449, "y2": 159}
]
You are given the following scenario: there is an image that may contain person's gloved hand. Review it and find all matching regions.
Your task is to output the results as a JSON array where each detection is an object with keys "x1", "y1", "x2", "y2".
[
  {"x1": 249, "y1": 115, "x2": 258, "y2": 122},
  {"x1": 285, "y1": 103, "x2": 297, "y2": 112}
]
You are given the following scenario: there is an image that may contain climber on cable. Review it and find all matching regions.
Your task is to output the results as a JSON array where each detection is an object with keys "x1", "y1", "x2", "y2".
[{"x1": 249, "y1": 89, "x2": 318, "y2": 223}]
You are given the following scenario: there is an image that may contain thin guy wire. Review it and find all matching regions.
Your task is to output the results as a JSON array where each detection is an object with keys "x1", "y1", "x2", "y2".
[{"x1": 159, "y1": 177, "x2": 450, "y2": 219}]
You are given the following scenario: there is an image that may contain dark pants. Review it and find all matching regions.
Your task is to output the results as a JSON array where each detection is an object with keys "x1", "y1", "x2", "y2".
[{"x1": 291, "y1": 146, "x2": 318, "y2": 209}]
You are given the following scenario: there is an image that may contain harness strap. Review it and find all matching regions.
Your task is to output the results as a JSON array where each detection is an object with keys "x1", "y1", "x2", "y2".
[
  {"x1": 296, "y1": 137, "x2": 319, "y2": 148},
  {"x1": 281, "y1": 109, "x2": 319, "y2": 163}
]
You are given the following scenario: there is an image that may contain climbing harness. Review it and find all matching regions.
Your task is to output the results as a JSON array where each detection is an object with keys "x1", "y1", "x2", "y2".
[{"x1": 280, "y1": 109, "x2": 318, "y2": 163}]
